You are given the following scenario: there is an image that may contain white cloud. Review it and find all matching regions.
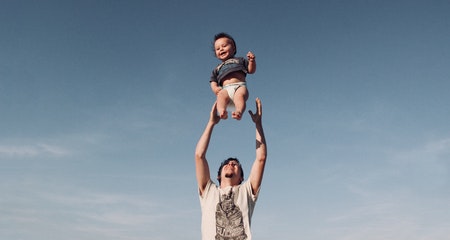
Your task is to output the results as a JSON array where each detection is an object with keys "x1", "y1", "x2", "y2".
[
  {"x1": 1, "y1": 183, "x2": 197, "y2": 240},
  {"x1": 393, "y1": 137, "x2": 450, "y2": 163},
  {"x1": 0, "y1": 143, "x2": 69, "y2": 158},
  {"x1": 423, "y1": 138, "x2": 450, "y2": 157},
  {"x1": 309, "y1": 137, "x2": 450, "y2": 240}
]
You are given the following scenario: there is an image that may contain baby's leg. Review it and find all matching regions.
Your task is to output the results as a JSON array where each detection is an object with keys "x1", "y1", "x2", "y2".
[
  {"x1": 216, "y1": 89, "x2": 230, "y2": 119},
  {"x1": 231, "y1": 86, "x2": 249, "y2": 120}
]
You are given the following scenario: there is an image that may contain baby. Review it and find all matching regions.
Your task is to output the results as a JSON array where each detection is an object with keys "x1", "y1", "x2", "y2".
[{"x1": 210, "y1": 33, "x2": 256, "y2": 120}]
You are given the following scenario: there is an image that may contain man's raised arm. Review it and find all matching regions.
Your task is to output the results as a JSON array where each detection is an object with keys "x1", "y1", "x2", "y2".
[
  {"x1": 248, "y1": 98, "x2": 267, "y2": 195},
  {"x1": 195, "y1": 102, "x2": 220, "y2": 196}
]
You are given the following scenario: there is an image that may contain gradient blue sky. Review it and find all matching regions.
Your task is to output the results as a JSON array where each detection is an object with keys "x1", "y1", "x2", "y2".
[{"x1": 1, "y1": 1, "x2": 450, "y2": 239}]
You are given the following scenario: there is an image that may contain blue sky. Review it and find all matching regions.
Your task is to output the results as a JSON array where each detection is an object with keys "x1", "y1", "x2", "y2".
[{"x1": 1, "y1": 0, "x2": 450, "y2": 239}]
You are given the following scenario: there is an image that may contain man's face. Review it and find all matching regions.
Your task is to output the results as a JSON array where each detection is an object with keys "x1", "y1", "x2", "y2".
[{"x1": 221, "y1": 160, "x2": 242, "y2": 180}]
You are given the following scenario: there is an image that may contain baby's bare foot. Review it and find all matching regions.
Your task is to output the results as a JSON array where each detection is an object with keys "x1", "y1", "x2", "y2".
[
  {"x1": 220, "y1": 110, "x2": 228, "y2": 119},
  {"x1": 232, "y1": 111, "x2": 242, "y2": 120}
]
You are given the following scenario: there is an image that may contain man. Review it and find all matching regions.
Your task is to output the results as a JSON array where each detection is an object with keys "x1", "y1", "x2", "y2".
[{"x1": 195, "y1": 98, "x2": 267, "y2": 240}]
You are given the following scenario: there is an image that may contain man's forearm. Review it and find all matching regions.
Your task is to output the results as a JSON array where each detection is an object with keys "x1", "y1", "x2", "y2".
[
  {"x1": 195, "y1": 121, "x2": 215, "y2": 194},
  {"x1": 195, "y1": 121, "x2": 215, "y2": 159},
  {"x1": 255, "y1": 122, "x2": 267, "y2": 161}
]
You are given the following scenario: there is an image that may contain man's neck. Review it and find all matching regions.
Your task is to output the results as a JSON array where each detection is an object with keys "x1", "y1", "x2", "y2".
[{"x1": 220, "y1": 180, "x2": 240, "y2": 189}]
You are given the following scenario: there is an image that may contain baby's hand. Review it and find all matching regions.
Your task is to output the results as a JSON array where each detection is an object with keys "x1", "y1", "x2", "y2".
[
  {"x1": 247, "y1": 51, "x2": 255, "y2": 61},
  {"x1": 214, "y1": 87, "x2": 222, "y2": 95}
]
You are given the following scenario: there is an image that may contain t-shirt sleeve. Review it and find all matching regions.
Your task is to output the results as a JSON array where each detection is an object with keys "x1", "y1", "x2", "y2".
[
  {"x1": 243, "y1": 180, "x2": 259, "y2": 202},
  {"x1": 199, "y1": 179, "x2": 214, "y2": 199},
  {"x1": 242, "y1": 58, "x2": 249, "y2": 72},
  {"x1": 210, "y1": 69, "x2": 218, "y2": 83}
]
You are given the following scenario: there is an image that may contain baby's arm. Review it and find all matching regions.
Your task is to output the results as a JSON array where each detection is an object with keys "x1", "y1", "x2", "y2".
[
  {"x1": 210, "y1": 81, "x2": 221, "y2": 95},
  {"x1": 247, "y1": 51, "x2": 256, "y2": 74}
]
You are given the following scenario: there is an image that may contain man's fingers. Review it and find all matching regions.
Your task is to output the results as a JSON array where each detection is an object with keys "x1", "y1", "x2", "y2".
[
  {"x1": 248, "y1": 98, "x2": 262, "y2": 120},
  {"x1": 255, "y1": 98, "x2": 262, "y2": 114},
  {"x1": 211, "y1": 101, "x2": 217, "y2": 112}
]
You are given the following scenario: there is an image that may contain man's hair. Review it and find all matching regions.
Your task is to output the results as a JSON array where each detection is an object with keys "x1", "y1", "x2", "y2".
[
  {"x1": 217, "y1": 157, "x2": 244, "y2": 184},
  {"x1": 212, "y1": 32, "x2": 237, "y2": 56}
]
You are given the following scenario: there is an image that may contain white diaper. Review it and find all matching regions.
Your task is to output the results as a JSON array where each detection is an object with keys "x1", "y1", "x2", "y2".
[
  {"x1": 223, "y1": 82, "x2": 246, "y2": 101},
  {"x1": 222, "y1": 82, "x2": 246, "y2": 110}
]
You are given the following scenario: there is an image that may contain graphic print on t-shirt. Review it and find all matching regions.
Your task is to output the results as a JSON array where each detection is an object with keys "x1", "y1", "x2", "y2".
[
  {"x1": 215, "y1": 189, "x2": 247, "y2": 240},
  {"x1": 217, "y1": 58, "x2": 241, "y2": 76}
]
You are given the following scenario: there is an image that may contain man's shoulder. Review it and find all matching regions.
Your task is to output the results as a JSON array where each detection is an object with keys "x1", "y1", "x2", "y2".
[{"x1": 203, "y1": 180, "x2": 219, "y2": 193}]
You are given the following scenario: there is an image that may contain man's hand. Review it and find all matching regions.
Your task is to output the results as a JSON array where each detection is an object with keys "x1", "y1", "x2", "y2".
[
  {"x1": 248, "y1": 98, "x2": 262, "y2": 124},
  {"x1": 210, "y1": 101, "x2": 220, "y2": 125}
]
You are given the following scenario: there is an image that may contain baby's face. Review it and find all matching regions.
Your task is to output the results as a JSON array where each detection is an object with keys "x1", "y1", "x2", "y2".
[{"x1": 214, "y1": 37, "x2": 235, "y2": 61}]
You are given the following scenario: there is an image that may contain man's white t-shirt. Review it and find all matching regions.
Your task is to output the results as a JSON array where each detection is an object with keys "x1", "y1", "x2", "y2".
[{"x1": 199, "y1": 180, "x2": 259, "y2": 240}]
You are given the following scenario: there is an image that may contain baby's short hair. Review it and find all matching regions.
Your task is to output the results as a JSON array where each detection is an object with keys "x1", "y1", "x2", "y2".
[{"x1": 213, "y1": 32, "x2": 237, "y2": 56}]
